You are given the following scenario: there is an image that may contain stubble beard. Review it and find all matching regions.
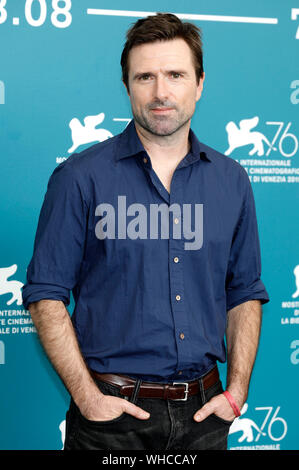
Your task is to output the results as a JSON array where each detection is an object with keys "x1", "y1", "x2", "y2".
[{"x1": 133, "y1": 104, "x2": 193, "y2": 137}]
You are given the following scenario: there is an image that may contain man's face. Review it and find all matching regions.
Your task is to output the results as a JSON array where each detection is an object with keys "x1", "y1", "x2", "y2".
[{"x1": 126, "y1": 38, "x2": 204, "y2": 137}]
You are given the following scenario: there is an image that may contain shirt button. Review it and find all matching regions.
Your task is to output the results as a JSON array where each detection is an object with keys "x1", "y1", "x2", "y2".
[
  {"x1": 174, "y1": 218, "x2": 179, "y2": 224},
  {"x1": 179, "y1": 333, "x2": 185, "y2": 340},
  {"x1": 143, "y1": 157, "x2": 147, "y2": 164},
  {"x1": 176, "y1": 294, "x2": 181, "y2": 301},
  {"x1": 173, "y1": 256, "x2": 179, "y2": 263}
]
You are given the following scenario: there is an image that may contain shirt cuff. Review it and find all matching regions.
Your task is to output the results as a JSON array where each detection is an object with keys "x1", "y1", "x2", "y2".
[
  {"x1": 226, "y1": 279, "x2": 270, "y2": 311},
  {"x1": 21, "y1": 282, "x2": 70, "y2": 310}
]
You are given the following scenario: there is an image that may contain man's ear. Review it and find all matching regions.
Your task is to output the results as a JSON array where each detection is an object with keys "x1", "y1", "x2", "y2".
[
  {"x1": 196, "y1": 72, "x2": 205, "y2": 102},
  {"x1": 123, "y1": 80, "x2": 130, "y2": 96}
]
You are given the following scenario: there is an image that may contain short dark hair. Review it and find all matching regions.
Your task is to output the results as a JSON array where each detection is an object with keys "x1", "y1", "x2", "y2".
[{"x1": 121, "y1": 12, "x2": 204, "y2": 91}]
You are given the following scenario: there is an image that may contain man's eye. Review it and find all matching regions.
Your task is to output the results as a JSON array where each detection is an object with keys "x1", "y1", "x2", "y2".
[
  {"x1": 140, "y1": 74, "x2": 151, "y2": 80},
  {"x1": 170, "y1": 72, "x2": 181, "y2": 79}
]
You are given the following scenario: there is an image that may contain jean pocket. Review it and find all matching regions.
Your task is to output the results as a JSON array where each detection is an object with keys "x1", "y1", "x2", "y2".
[
  {"x1": 76, "y1": 405, "x2": 128, "y2": 426},
  {"x1": 203, "y1": 379, "x2": 235, "y2": 426},
  {"x1": 208, "y1": 413, "x2": 235, "y2": 426},
  {"x1": 75, "y1": 376, "x2": 130, "y2": 425}
]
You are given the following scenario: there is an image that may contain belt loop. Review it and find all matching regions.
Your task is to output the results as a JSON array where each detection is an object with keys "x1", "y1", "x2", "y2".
[
  {"x1": 198, "y1": 378, "x2": 206, "y2": 405},
  {"x1": 129, "y1": 379, "x2": 142, "y2": 404}
]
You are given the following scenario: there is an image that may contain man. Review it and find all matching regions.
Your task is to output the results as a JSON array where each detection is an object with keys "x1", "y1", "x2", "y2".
[{"x1": 22, "y1": 13, "x2": 269, "y2": 450}]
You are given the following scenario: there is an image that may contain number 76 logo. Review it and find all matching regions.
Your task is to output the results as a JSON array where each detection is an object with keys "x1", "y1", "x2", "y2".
[{"x1": 229, "y1": 404, "x2": 287, "y2": 443}]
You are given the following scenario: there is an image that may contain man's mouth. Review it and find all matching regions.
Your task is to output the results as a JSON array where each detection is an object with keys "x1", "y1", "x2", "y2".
[{"x1": 150, "y1": 107, "x2": 174, "y2": 114}]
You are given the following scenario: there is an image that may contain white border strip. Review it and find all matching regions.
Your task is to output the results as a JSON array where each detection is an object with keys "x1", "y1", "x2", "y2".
[{"x1": 87, "y1": 9, "x2": 278, "y2": 25}]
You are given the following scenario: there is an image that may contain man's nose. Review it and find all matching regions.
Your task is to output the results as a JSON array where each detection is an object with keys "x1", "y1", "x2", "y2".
[{"x1": 153, "y1": 75, "x2": 169, "y2": 101}]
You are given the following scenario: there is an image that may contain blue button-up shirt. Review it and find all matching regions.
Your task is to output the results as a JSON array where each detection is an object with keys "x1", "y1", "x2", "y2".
[{"x1": 22, "y1": 120, "x2": 269, "y2": 383}]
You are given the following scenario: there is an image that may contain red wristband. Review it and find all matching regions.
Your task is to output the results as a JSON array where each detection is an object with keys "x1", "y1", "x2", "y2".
[{"x1": 223, "y1": 391, "x2": 241, "y2": 417}]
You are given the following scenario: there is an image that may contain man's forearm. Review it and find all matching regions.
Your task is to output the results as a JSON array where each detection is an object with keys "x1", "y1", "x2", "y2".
[
  {"x1": 29, "y1": 299, "x2": 102, "y2": 412},
  {"x1": 225, "y1": 299, "x2": 262, "y2": 409}
]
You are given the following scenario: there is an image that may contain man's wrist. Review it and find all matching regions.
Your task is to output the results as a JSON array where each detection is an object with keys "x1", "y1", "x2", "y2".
[
  {"x1": 75, "y1": 383, "x2": 105, "y2": 418},
  {"x1": 72, "y1": 374, "x2": 104, "y2": 410},
  {"x1": 225, "y1": 384, "x2": 247, "y2": 411},
  {"x1": 223, "y1": 390, "x2": 241, "y2": 417}
]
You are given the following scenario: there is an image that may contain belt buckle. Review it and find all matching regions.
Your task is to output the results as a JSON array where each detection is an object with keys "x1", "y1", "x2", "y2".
[{"x1": 172, "y1": 382, "x2": 189, "y2": 401}]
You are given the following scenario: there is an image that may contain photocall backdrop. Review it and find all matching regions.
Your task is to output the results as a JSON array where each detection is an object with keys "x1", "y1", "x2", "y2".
[{"x1": 0, "y1": 0, "x2": 298, "y2": 451}]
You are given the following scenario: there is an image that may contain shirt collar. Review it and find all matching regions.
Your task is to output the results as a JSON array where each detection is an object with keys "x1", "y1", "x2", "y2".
[{"x1": 115, "y1": 119, "x2": 211, "y2": 164}]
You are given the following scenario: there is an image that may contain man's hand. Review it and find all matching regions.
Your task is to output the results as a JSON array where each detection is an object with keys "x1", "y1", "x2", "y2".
[
  {"x1": 79, "y1": 391, "x2": 150, "y2": 422},
  {"x1": 193, "y1": 393, "x2": 236, "y2": 423},
  {"x1": 28, "y1": 301, "x2": 151, "y2": 423}
]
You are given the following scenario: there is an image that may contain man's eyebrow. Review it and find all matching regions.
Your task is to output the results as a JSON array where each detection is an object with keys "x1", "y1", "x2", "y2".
[
  {"x1": 167, "y1": 69, "x2": 188, "y2": 75},
  {"x1": 132, "y1": 69, "x2": 188, "y2": 80},
  {"x1": 132, "y1": 72, "x2": 152, "y2": 80}
]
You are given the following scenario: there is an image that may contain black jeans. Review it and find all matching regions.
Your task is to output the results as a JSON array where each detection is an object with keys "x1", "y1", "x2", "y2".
[{"x1": 64, "y1": 373, "x2": 233, "y2": 451}]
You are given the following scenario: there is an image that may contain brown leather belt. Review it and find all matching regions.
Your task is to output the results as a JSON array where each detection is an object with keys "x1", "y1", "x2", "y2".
[{"x1": 90, "y1": 366, "x2": 219, "y2": 401}]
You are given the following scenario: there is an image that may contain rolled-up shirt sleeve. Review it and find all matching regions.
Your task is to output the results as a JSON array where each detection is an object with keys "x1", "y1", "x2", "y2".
[
  {"x1": 225, "y1": 170, "x2": 269, "y2": 311},
  {"x1": 22, "y1": 158, "x2": 87, "y2": 310}
]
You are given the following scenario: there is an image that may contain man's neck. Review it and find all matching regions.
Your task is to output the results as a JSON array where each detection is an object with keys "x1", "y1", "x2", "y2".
[{"x1": 135, "y1": 121, "x2": 191, "y2": 168}]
